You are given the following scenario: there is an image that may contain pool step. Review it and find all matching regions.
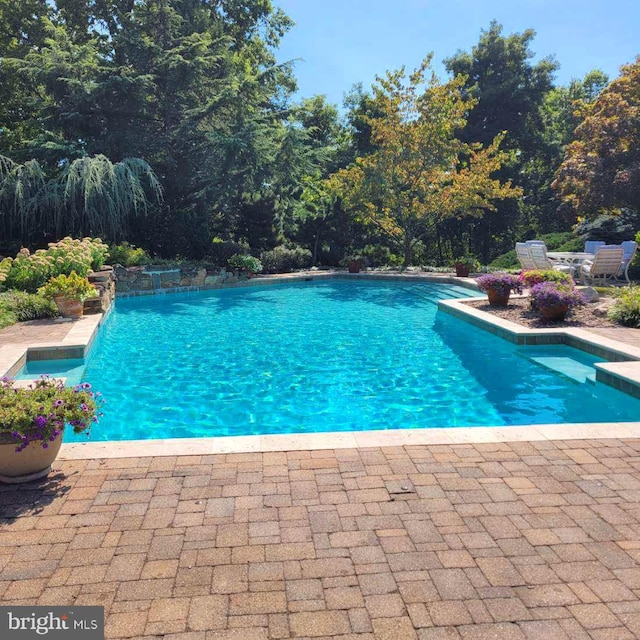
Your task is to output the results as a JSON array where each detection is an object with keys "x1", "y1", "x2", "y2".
[
  {"x1": 528, "y1": 355, "x2": 597, "y2": 384},
  {"x1": 404, "y1": 287, "x2": 470, "y2": 304}
]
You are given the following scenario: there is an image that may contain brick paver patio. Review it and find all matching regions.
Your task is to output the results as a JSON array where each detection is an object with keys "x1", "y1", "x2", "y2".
[
  {"x1": 2, "y1": 439, "x2": 640, "y2": 639},
  {"x1": 0, "y1": 317, "x2": 74, "y2": 347}
]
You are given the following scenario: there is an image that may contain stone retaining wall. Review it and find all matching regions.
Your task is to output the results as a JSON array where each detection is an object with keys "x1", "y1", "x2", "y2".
[
  {"x1": 84, "y1": 266, "x2": 116, "y2": 313},
  {"x1": 113, "y1": 265, "x2": 244, "y2": 295}
]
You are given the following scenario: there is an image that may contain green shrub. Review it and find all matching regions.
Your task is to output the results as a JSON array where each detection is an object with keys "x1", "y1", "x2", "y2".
[
  {"x1": 489, "y1": 249, "x2": 518, "y2": 270},
  {"x1": 260, "y1": 246, "x2": 312, "y2": 273},
  {"x1": 519, "y1": 269, "x2": 574, "y2": 288},
  {"x1": 227, "y1": 254, "x2": 263, "y2": 274},
  {"x1": 575, "y1": 209, "x2": 640, "y2": 245},
  {"x1": 38, "y1": 272, "x2": 97, "y2": 302},
  {"x1": 210, "y1": 238, "x2": 249, "y2": 267},
  {"x1": 2, "y1": 237, "x2": 109, "y2": 292},
  {"x1": 361, "y1": 244, "x2": 403, "y2": 267},
  {"x1": 535, "y1": 232, "x2": 575, "y2": 250},
  {"x1": 0, "y1": 257, "x2": 11, "y2": 288},
  {"x1": 108, "y1": 242, "x2": 150, "y2": 267},
  {"x1": 0, "y1": 290, "x2": 59, "y2": 329},
  {"x1": 553, "y1": 237, "x2": 584, "y2": 252},
  {"x1": 2, "y1": 291, "x2": 58, "y2": 321},
  {"x1": 0, "y1": 307, "x2": 17, "y2": 330},
  {"x1": 608, "y1": 287, "x2": 640, "y2": 327},
  {"x1": 47, "y1": 237, "x2": 109, "y2": 274}
]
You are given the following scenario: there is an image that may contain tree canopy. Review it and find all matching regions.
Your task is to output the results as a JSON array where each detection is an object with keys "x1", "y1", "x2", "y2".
[
  {"x1": 553, "y1": 57, "x2": 640, "y2": 218},
  {"x1": 0, "y1": 6, "x2": 635, "y2": 267},
  {"x1": 328, "y1": 58, "x2": 522, "y2": 266}
]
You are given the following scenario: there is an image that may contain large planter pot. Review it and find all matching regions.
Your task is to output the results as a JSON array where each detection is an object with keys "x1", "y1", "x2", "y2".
[
  {"x1": 454, "y1": 263, "x2": 471, "y2": 278},
  {"x1": 539, "y1": 302, "x2": 569, "y2": 321},
  {"x1": 348, "y1": 260, "x2": 362, "y2": 274},
  {"x1": 486, "y1": 289, "x2": 510, "y2": 306},
  {"x1": 0, "y1": 432, "x2": 63, "y2": 483},
  {"x1": 54, "y1": 296, "x2": 84, "y2": 319}
]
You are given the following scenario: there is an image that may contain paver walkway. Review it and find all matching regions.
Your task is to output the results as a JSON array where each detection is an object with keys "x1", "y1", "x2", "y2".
[
  {"x1": 0, "y1": 318, "x2": 73, "y2": 347},
  {"x1": 2, "y1": 439, "x2": 640, "y2": 639}
]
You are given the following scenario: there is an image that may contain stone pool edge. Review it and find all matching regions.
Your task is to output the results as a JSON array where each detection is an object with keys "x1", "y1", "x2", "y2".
[{"x1": 57, "y1": 422, "x2": 640, "y2": 459}]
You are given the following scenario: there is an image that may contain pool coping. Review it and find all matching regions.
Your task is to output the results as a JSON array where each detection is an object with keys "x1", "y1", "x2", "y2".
[{"x1": 1, "y1": 272, "x2": 639, "y2": 459}]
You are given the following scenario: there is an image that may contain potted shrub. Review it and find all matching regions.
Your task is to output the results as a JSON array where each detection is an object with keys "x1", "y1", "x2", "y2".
[
  {"x1": 341, "y1": 256, "x2": 365, "y2": 273},
  {"x1": 476, "y1": 273, "x2": 523, "y2": 306},
  {"x1": 530, "y1": 282, "x2": 585, "y2": 321},
  {"x1": 519, "y1": 269, "x2": 574, "y2": 289},
  {"x1": 38, "y1": 271, "x2": 97, "y2": 318},
  {"x1": 453, "y1": 256, "x2": 480, "y2": 278},
  {"x1": 0, "y1": 376, "x2": 104, "y2": 483},
  {"x1": 227, "y1": 254, "x2": 263, "y2": 278}
]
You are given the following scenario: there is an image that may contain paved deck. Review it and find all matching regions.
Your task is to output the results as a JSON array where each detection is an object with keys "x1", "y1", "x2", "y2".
[
  {"x1": 0, "y1": 317, "x2": 74, "y2": 348},
  {"x1": 1, "y1": 440, "x2": 640, "y2": 639}
]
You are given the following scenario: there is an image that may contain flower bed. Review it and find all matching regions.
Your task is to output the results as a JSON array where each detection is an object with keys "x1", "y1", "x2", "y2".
[{"x1": 464, "y1": 297, "x2": 616, "y2": 328}]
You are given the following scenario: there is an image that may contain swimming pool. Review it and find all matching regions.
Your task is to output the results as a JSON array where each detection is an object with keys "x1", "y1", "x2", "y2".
[{"x1": 20, "y1": 280, "x2": 640, "y2": 441}]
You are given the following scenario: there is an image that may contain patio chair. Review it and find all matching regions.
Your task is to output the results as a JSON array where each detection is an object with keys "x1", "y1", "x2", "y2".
[
  {"x1": 515, "y1": 243, "x2": 536, "y2": 270},
  {"x1": 579, "y1": 246, "x2": 625, "y2": 284},
  {"x1": 529, "y1": 243, "x2": 574, "y2": 275},
  {"x1": 619, "y1": 241, "x2": 637, "y2": 283},
  {"x1": 584, "y1": 240, "x2": 605, "y2": 254}
]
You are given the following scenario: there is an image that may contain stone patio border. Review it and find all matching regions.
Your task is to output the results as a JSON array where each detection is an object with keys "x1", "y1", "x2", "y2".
[{"x1": 1, "y1": 271, "x2": 639, "y2": 460}]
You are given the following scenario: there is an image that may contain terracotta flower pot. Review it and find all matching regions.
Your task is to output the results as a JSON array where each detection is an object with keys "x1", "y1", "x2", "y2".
[
  {"x1": 348, "y1": 260, "x2": 362, "y2": 273},
  {"x1": 539, "y1": 302, "x2": 569, "y2": 321},
  {"x1": 486, "y1": 288, "x2": 510, "y2": 306},
  {"x1": 54, "y1": 296, "x2": 84, "y2": 318},
  {"x1": 0, "y1": 432, "x2": 63, "y2": 483},
  {"x1": 455, "y1": 263, "x2": 471, "y2": 278}
]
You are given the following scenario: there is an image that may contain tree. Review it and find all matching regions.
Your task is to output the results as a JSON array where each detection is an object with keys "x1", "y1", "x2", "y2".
[
  {"x1": 444, "y1": 22, "x2": 558, "y2": 256},
  {"x1": 542, "y1": 70, "x2": 609, "y2": 149},
  {"x1": 1, "y1": 1, "x2": 302, "y2": 257},
  {"x1": 0, "y1": 154, "x2": 161, "y2": 244},
  {"x1": 553, "y1": 58, "x2": 640, "y2": 218},
  {"x1": 328, "y1": 57, "x2": 522, "y2": 267}
]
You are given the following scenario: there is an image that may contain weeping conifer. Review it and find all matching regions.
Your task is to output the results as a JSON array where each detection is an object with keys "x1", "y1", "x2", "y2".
[{"x1": 0, "y1": 154, "x2": 161, "y2": 244}]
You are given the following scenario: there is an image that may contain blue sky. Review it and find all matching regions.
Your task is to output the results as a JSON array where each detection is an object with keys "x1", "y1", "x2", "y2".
[{"x1": 275, "y1": 0, "x2": 640, "y2": 108}]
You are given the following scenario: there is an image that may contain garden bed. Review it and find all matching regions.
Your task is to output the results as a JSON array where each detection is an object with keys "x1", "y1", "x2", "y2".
[{"x1": 464, "y1": 297, "x2": 618, "y2": 329}]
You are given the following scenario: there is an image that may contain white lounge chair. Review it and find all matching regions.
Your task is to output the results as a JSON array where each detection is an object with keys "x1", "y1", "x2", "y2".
[
  {"x1": 619, "y1": 241, "x2": 637, "y2": 283},
  {"x1": 529, "y1": 243, "x2": 574, "y2": 274},
  {"x1": 579, "y1": 246, "x2": 625, "y2": 284},
  {"x1": 525, "y1": 240, "x2": 546, "y2": 246},
  {"x1": 584, "y1": 240, "x2": 606, "y2": 254},
  {"x1": 515, "y1": 243, "x2": 536, "y2": 270}
]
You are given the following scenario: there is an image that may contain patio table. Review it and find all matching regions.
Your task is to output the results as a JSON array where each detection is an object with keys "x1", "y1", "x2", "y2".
[{"x1": 547, "y1": 251, "x2": 595, "y2": 266}]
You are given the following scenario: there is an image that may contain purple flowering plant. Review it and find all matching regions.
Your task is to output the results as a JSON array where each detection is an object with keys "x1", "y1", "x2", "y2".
[
  {"x1": 476, "y1": 273, "x2": 523, "y2": 296},
  {"x1": 530, "y1": 282, "x2": 585, "y2": 309},
  {"x1": 0, "y1": 376, "x2": 104, "y2": 452}
]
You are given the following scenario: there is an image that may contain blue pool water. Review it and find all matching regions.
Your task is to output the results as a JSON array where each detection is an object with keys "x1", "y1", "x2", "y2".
[{"x1": 23, "y1": 280, "x2": 640, "y2": 441}]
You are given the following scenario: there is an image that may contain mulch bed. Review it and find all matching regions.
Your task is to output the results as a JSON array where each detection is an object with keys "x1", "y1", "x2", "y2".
[{"x1": 464, "y1": 296, "x2": 618, "y2": 329}]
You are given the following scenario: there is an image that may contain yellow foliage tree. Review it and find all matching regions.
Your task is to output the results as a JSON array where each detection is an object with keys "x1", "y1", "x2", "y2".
[
  {"x1": 553, "y1": 57, "x2": 640, "y2": 217},
  {"x1": 328, "y1": 56, "x2": 522, "y2": 266}
]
